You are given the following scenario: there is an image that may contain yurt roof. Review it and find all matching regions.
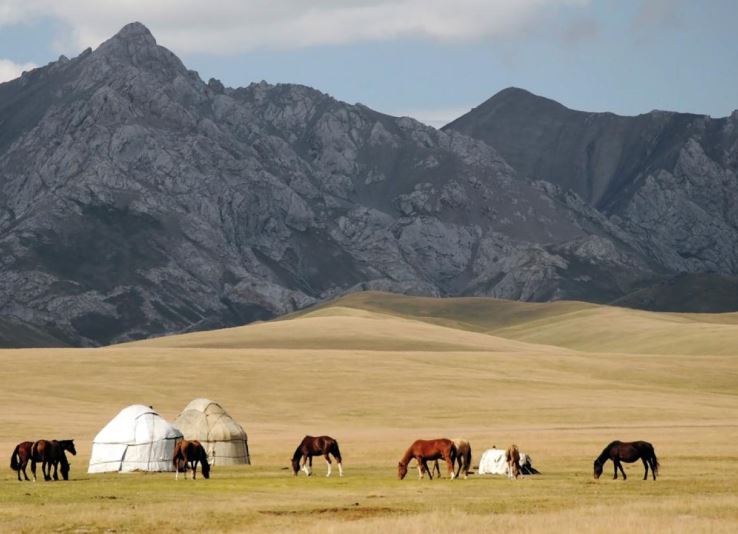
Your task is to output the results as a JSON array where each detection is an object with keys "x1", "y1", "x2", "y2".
[
  {"x1": 174, "y1": 399, "x2": 246, "y2": 441},
  {"x1": 93, "y1": 404, "x2": 182, "y2": 444}
]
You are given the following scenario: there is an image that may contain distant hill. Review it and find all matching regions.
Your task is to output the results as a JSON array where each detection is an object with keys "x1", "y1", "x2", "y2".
[{"x1": 130, "y1": 291, "x2": 738, "y2": 357}]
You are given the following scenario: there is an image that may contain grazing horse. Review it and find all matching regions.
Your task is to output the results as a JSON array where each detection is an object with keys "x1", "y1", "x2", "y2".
[
  {"x1": 398, "y1": 439, "x2": 456, "y2": 480},
  {"x1": 173, "y1": 440, "x2": 210, "y2": 480},
  {"x1": 506, "y1": 444, "x2": 521, "y2": 479},
  {"x1": 10, "y1": 441, "x2": 34, "y2": 481},
  {"x1": 594, "y1": 440, "x2": 659, "y2": 480},
  {"x1": 31, "y1": 440, "x2": 76, "y2": 481},
  {"x1": 291, "y1": 435, "x2": 343, "y2": 477},
  {"x1": 432, "y1": 438, "x2": 472, "y2": 479}
]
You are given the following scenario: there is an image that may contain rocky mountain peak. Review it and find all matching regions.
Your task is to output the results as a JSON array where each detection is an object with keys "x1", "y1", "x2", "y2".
[
  {"x1": 109, "y1": 21, "x2": 157, "y2": 46},
  {"x1": 92, "y1": 21, "x2": 186, "y2": 77}
]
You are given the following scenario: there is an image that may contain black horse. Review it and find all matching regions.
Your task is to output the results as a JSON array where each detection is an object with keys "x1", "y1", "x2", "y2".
[
  {"x1": 31, "y1": 439, "x2": 77, "y2": 481},
  {"x1": 594, "y1": 440, "x2": 659, "y2": 480}
]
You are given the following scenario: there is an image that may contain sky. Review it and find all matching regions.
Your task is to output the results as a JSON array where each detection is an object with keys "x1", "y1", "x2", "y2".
[{"x1": 1, "y1": 0, "x2": 737, "y2": 127}]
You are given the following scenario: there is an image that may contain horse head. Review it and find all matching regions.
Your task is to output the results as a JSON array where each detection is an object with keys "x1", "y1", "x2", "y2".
[
  {"x1": 593, "y1": 459, "x2": 603, "y2": 479},
  {"x1": 61, "y1": 440, "x2": 77, "y2": 455},
  {"x1": 201, "y1": 456, "x2": 211, "y2": 479},
  {"x1": 291, "y1": 457, "x2": 301, "y2": 476},
  {"x1": 397, "y1": 462, "x2": 408, "y2": 480}
]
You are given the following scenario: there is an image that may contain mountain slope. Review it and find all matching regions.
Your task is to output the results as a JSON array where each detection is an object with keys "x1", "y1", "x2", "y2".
[
  {"x1": 0, "y1": 23, "x2": 656, "y2": 346},
  {"x1": 444, "y1": 88, "x2": 738, "y2": 276}
]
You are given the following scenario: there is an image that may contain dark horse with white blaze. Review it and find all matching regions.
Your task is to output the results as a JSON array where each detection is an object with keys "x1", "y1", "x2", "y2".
[
  {"x1": 291, "y1": 435, "x2": 343, "y2": 477},
  {"x1": 173, "y1": 439, "x2": 210, "y2": 479},
  {"x1": 594, "y1": 440, "x2": 659, "y2": 480},
  {"x1": 31, "y1": 440, "x2": 76, "y2": 481},
  {"x1": 10, "y1": 441, "x2": 34, "y2": 481},
  {"x1": 398, "y1": 438, "x2": 457, "y2": 480}
]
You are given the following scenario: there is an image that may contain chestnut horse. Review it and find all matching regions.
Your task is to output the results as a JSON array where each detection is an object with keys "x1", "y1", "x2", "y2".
[
  {"x1": 173, "y1": 439, "x2": 210, "y2": 480},
  {"x1": 506, "y1": 444, "x2": 521, "y2": 479},
  {"x1": 291, "y1": 435, "x2": 343, "y2": 477},
  {"x1": 10, "y1": 441, "x2": 34, "y2": 481},
  {"x1": 398, "y1": 439, "x2": 456, "y2": 480},
  {"x1": 31, "y1": 440, "x2": 76, "y2": 481},
  {"x1": 594, "y1": 440, "x2": 659, "y2": 480},
  {"x1": 431, "y1": 438, "x2": 472, "y2": 479}
]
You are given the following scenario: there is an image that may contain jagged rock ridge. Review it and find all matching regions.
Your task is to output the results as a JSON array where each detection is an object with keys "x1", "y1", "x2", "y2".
[{"x1": 0, "y1": 24, "x2": 732, "y2": 346}]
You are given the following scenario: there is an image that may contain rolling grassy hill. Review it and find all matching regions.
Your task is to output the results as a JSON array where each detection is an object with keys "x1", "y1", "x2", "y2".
[{"x1": 1, "y1": 292, "x2": 737, "y2": 532}]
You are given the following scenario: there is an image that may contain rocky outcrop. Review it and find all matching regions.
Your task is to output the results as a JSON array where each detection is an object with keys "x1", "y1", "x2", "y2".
[
  {"x1": 445, "y1": 87, "x2": 738, "y2": 277},
  {"x1": 0, "y1": 24, "x2": 729, "y2": 346}
]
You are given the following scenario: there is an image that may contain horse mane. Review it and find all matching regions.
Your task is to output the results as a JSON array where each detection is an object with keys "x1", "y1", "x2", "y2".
[
  {"x1": 292, "y1": 444, "x2": 304, "y2": 462},
  {"x1": 398, "y1": 445, "x2": 415, "y2": 467},
  {"x1": 595, "y1": 441, "x2": 620, "y2": 464},
  {"x1": 329, "y1": 439, "x2": 342, "y2": 463}
]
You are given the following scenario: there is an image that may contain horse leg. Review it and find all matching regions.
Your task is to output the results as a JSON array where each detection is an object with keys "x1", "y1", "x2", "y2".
[
  {"x1": 642, "y1": 458, "x2": 649, "y2": 480},
  {"x1": 617, "y1": 460, "x2": 627, "y2": 480},
  {"x1": 417, "y1": 460, "x2": 423, "y2": 480},
  {"x1": 446, "y1": 455, "x2": 456, "y2": 480},
  {"x1": 649, "y1": 457, "x2": 657, "y2": 480},
  {"x1": 31, "y1": 459, "x2": 37, "y2": 482},
  {"x1": 422, "y1": 459, "x2": 433, "y2": 480},
  {"x1": 613, "y1": 460, "x2": 618, "y2": 480},
  {"x1": 336, "y1": 454, "x2": 343, "y2": 477},
  {"x1": 431, "y1": 460, "x2": 440, "y2": 478},
  {"x1": 308, "y1": 456, "x2": 313, "y2": 476},
  {"x1": 52, "y1": 461, "x2": 59, "y2": 481},
  {"x1": 193, "y1": 460, "x2": 198, "y2": 480},
  {"x1": 324, "y1": 454, "x2": 332, "y2": 477}
]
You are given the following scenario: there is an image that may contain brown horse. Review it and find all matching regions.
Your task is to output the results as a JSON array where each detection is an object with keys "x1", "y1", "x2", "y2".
[
  {"x1": 594, "y1": 440, "x2": 659, "y2": 480},
  {"x1": 398, "y1": 439, "x2": 456, "y2": 480},
  {"x1": 173, "y1": 439, "x2": 210, "y2": 480},
  {"x1": 506, "y1": 444, "x2": 521, "y2": 479},
  {"x1": 431, "y1": 438, "x2": 472, "y2": 479},
  {"x1": 10, "y1": 441, "x2": 34, "y2": 481},
  {"x1": 31, "y1": 440, "x2": 76, "y2": 481},
  {"x1": 291, "y1": 435, "x2": 343, "y2": 477}
]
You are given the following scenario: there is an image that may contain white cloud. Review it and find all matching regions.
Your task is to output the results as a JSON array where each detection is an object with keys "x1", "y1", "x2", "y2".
[
  {"x1": 0, "y1": 58, "x2": 36, "y2": 82},
  {"x1": 0, "y1": 0, "x2": 589, "y2": 55}
]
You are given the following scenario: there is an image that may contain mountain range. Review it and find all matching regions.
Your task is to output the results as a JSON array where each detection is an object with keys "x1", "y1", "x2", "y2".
[{"x1": 1, "y1": 22, "x2": 736, "y2": 347}]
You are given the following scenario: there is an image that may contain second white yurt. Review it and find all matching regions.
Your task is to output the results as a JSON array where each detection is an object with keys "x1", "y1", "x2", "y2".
[
  {"x1": 172, "y1": 398, "x2": 250, "y2": 465},
  {"x1": 88, "y1": 404, "x2": 183, "y2": 473}
]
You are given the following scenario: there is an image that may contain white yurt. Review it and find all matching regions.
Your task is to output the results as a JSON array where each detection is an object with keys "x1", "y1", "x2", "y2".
[
  {"x1": 88, "y1": 404, "x2": 183, "y2": 473},
  {"x1": 172, "y1": 398, "x2": 250, "y2": 465},
  {"x1": 478, "y1": 448, "x2": 539, "y2": 475},
  {"x1": 478, "y1": 448, "x2": 510, "y2": 475}
]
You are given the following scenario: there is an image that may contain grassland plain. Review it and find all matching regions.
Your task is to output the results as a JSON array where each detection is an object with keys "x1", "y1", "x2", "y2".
[{"x1": 1, "y1": 292, "x2": 737, "y2": 532}]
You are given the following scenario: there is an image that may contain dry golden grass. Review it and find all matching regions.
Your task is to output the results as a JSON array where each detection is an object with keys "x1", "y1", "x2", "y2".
[{"x1": 1, "y1": 291, "x2": 737, "y2": 532}]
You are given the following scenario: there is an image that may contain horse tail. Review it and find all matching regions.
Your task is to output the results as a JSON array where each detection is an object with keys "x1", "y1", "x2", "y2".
[
  {"x1": 200, "y1": 445, "x2": 211, "y2": 478},
  {"x1": 332, "y1": 440, "x2": 343, "y2": 463},
  {"x1": 464, "y1": 443, "x2": 472, "y2": 472},
  {"x1": 10, "y1": 444, "x2": 20, "y2": 470},
  {"x1": 651, "y1": 447, "x2": 660, "y2": 475}
]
